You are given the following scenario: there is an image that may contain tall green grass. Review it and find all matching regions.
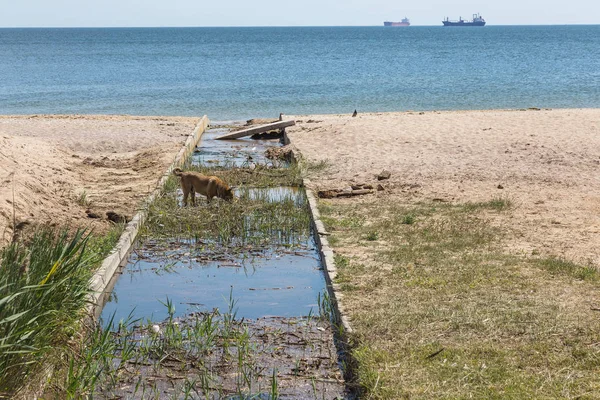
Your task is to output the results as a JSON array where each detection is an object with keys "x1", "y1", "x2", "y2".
[{"x1": 0, "y1": 229, "x2": 98, "y2": 396}]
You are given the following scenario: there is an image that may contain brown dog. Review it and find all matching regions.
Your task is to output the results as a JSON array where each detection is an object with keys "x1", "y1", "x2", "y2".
[{"x1": 173, "y1": 168, "x2": 234, "y2": 206}]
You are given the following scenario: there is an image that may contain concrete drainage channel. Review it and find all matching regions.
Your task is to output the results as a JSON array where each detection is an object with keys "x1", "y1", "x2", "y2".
[
  {"x1": 91, "y1": 120, "x2": 355, "y2": 399},
  {"x1": 89, "y1": 116, "x2": 210, "y2": 319}
]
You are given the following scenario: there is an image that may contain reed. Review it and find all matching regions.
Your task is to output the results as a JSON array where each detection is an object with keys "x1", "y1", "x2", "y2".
[
  {"x1": 65, "y1": 299, "x2": 259, "y2": 397},
  {"x1": 0, "y1": 229, "x2": 96, "y2": 396}
]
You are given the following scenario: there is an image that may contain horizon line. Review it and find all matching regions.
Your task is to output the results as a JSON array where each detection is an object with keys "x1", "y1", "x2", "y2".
[{"x1": 0, "y1": 23, "x2": 598, "y2": 29}]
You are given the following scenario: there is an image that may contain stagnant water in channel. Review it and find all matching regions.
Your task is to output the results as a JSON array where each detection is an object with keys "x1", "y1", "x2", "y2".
[
  {"x1": 101, "y1": 128, "x2": 326, "y2": 323},
  {"x1": 97, "y1": 123, "x2": 351, "y2": 399}
]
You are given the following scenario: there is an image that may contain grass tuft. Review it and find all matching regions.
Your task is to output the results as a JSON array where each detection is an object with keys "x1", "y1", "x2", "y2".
[
  {"x1": 533, "y1": 256, "x2": 598, "y2": 281},
  {"x1": 365, "y1": 231, "x2": 379, "y2": 241},
  {"x1": 463, "y1": 196, "x2": 513, "y2": 212},
  {"x1": 75, "y1": 190, "x2": 93, "y2": 207},
  {"x1": 0, "y1": 228, "x2": 98, "y2": 396},
  {"x1": 400, "y1": 214, "x2": 415, "y2": 225}
]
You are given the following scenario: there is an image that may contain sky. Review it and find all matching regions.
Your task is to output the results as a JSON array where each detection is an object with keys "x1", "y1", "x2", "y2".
[{"x1": 0, "y1": 0, "x2": 598, "y2": 27}]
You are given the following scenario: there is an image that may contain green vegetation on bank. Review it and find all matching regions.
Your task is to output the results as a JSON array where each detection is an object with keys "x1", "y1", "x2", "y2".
[
  {"x1": 321, "y1": 197, "x2": 600, "y2": 399},
  {"x1": 0, "y1": 226, "x2": 123, "y2": 397}
]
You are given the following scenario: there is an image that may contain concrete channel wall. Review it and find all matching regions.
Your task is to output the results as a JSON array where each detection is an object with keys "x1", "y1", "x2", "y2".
[
  {"x1": 282, "y1": 129, "x2": 354, "y2": 335},
  {"x1": 304, "y1": 184, "x2": 354, "y2": 335},
  {"x1": 89, "y1": 115, "x2": 210, "y2": 318}
]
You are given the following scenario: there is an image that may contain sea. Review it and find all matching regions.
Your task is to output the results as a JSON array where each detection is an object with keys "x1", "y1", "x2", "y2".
[{"x1": 0, "y1": 26, "x2": 599, "y2": 120}]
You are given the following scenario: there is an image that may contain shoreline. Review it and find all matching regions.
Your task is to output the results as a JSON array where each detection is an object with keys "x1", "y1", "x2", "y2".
[
  {"x1": 0, "y1": 105, "x2": 600, "y2": 116},
  {"x1": 2, "y1": 106, "x2": 600, "y2": 124}
]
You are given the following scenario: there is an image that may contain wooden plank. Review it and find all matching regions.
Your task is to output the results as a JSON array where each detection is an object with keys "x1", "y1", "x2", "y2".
[{"x1": 215, "y1": 120, "x2": 296, "y2": 140}]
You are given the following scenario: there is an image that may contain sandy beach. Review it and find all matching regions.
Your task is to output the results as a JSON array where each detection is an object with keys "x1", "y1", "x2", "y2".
[
  {"x1": 287, "y1": 108, "x2": 600, "y2": 265},
  {"x1": 2, "y1": 108, "x2": 599, "y2": 264},
  {"x1": 0, "y1": 115, "x2": 199, "y2": 244}
]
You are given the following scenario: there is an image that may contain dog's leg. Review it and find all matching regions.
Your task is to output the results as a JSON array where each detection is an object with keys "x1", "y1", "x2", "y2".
[
  {"x1": 182, "y1": 183, "x2": 189, "y2": 206},
  {"x1": 190, "y1": 185, "x2": 196, "y2": 206},
  {"x1": 207, "y1": 180, "x2": 215, "y2": 204}
]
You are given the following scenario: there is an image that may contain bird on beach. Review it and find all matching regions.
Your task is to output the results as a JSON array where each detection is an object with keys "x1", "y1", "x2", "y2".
[{"x1": 352, "y1": 109, "x2": 358, "y2": 117}]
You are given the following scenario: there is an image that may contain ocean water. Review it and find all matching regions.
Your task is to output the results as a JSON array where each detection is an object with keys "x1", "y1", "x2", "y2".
[{"x1": 0, "y1": 26, "x2": 598, "y2": 120}]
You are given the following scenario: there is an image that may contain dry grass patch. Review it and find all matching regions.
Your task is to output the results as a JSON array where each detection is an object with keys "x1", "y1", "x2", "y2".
[{"x1": 320, "y1": 197, "x2": 600, "y2": 399}]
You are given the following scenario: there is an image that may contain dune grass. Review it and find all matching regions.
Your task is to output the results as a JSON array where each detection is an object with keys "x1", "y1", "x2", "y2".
[
  {"x1": 320, "y1": 197, "x2": 600, "y2": 399},
  {"x1": 0, "y1": 226, "x2": 125, "y2": 397}
]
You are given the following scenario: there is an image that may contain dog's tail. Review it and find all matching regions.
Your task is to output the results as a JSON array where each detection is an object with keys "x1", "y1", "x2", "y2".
[{"x1": 173, "y1": 167, "x2": 183, "y2": 176}]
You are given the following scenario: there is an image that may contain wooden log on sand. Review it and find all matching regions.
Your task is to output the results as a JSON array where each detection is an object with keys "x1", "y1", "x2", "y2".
[
  {"x1": 215, "y1": 120, "x2": 296, "y2": 140},
  {"x1": 318, "y1": 188, "x2": 374, "y2": 199}
]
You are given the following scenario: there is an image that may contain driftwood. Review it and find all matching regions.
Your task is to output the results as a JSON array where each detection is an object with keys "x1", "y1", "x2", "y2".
[
  {"x1": 317, "y1": 182, "x2": 382, "y2": 198},
  {"x1": 351, "y1": 184, "x2": 373, "y2": 190},
  {"x1": 215, "y1": 120, "x2": 296, "y2": 140},
  {"x1": 318, "y1": 188, "x2": 374, "y2": 199}
]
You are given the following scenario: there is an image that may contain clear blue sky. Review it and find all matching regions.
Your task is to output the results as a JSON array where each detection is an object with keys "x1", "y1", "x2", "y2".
[{"x1": 1, "y1": 0, "x2": 598, "y2": 27}]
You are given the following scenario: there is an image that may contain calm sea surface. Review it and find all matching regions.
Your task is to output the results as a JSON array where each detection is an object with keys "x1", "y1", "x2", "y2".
[{"x1": 0, "y1": 26, "x2": 598, "y2": 120}]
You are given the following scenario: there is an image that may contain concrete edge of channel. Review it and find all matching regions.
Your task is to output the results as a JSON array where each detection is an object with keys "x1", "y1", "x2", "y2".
[
  {"x1": 88, "y1": 115, "x2": 210, "y2": 319},
  {"x1": 283, "y1": 128, "x2": 354, "y2": 336},
  {"x1": 304, "y1": 184, "x2": 354, "y2": 335}
]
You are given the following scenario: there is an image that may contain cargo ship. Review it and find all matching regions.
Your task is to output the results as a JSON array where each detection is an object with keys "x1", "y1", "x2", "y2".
[
  {"x1": 384, "y1": 17, "x2": 410, "y2": 27},
  {"x1": 442, "y1": 13, "x2": 486, "y2": 26}
]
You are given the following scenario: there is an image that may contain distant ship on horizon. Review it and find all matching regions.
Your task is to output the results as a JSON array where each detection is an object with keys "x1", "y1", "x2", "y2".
[
  {"x1": 442, "y1": 13, "x2": 486, "y2": 26},
  {"x1": 384, "y1": 17, "x2": 410, "y2": 27}
]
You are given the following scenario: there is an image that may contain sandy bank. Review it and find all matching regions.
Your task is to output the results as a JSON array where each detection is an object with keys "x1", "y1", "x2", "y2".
[{"x1": 0, "y1": 115, "x2": 199, "y2": 244}]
